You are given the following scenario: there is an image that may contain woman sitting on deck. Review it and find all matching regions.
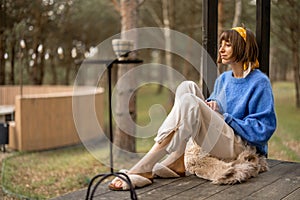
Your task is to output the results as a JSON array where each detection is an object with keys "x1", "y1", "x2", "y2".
[{"x1": 109, "y1": 26, "x2": 277, "y2": 190}]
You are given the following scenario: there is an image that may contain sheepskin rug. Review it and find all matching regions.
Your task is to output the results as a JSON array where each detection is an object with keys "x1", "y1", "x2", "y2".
[{"x1": 184, "y1": 141, "x2": 269, "y2": 185}]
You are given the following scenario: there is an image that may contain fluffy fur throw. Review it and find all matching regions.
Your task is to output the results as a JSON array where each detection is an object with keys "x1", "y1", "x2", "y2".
[{"x1": 184, "y1": 142, "x2": 269, "y2": 185}]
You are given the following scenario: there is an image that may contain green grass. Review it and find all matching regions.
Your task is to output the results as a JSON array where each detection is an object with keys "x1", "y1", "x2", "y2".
[
  {"x1": 268, "y1": 81, "x2": 300, "y2": 162},
  {"x1": 2, "y1": 146, "x2": 110, "y2": 199},
  {"x1": 136, "y1": 84, "x2": 172, "y2": 152},
  {"x1": 1, "y1": 82, "x2": 299, "y2": 199}
]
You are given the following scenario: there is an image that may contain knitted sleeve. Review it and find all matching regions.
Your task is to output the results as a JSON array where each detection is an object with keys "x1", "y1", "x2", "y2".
[
  {"x1": 223, "y1": 78, "x2": 277, "y2": 152},
  {"x1": 206, "y1": 74, "x2": 225, "y2": 113}
]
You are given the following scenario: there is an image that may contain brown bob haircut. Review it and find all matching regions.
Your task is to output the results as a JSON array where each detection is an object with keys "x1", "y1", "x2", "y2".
[{"x1": 217, "y1": 28, "x2": 259, "y2": 65}]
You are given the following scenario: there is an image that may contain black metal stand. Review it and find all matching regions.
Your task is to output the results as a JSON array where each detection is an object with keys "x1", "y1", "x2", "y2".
[
  {"x1": 85, "y1": 172, "x2": 137, "y2": 200},
  {"x1": 107, "y1": 60, "x2": 114, "y2": 173},
  {"x1": 83, "y1": 58, "x2": 142, "y2": 200}
]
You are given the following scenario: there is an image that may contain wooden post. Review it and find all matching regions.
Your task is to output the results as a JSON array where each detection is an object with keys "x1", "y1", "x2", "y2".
[
  {"x1": 256, "y1": 0, "x2": 270, "y2": 76},
  {"x1": 202, "y1": 0, "x2": 218, "y2": 98}
]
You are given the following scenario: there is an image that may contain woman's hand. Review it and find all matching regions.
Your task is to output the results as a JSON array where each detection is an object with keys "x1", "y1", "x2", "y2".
[{"x1": 205, "y1": 100, "x2": 219, "y2": 112}]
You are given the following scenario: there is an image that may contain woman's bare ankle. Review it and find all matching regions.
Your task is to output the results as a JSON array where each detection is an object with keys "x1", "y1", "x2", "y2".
[
  {"x1": 167, "y1": 155, "x2": 185, "y2": 174},
  {"x1": 128, "y1": 171, "x2": 153, "y2": 180}
]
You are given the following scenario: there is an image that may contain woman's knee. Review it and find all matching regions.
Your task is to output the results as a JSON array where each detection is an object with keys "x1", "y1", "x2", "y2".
[
  {"x1": 179, "y1": 93, "x2": 210, "y2": 115},
  {"x1": 176, "y1": 81, "x2": 200, "y2": 98},
  {"x1": 179, "y1": 93, "x2": 199, "y2": 109}
]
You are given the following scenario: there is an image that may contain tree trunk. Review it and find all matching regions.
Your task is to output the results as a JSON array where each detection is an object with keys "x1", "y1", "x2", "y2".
[
  {"x1": 114, "y1": 0, "x2": 139, "y2": 155},
  {"x1": 31, "y1": 45, "x2": 44, "y2": 85},
  {"x1": 183, "y1": 0, "x2": 195, "y2": 79},
  {"x1": 162, "y1": 0, "x2": 175, "y2": 104},
  {"x1": 162, "y1": 0, "x2": 173, "y2": 69},
  {"x1": 232, "y1": 0, "x2": 242, "y2": 27},
  {"x1": 39, "y1": 47, "x2": 45, "y2": 85},
  {"x1": 218, "y1": 0, "x2": 227, "y2": 74},
  {"x1": 218, "y1": 0, "x2": 224, "y2": 36},
  {"x1": 30, "y1": 9, "x2": 46, "y2": 85},
  {"x1": 0, "y1": 38, "x2": 5, "y2": 85},
  {"x1": 9, "y1": 39, "x2": 16, "y2": 85},
  {"x1": 0, "y1": 0, "x2": 6, "y2": 85},
  {"x1": 293, "y1": 49, "x2": 300, "y2": 108},
  {"x1": 269, "y1": 47, "x2": 276, "y2": 83},
  {"x1": 291, "y1": 27, "x2": 300, "y2": 108},
  {"x1": 0, "y1": 35, "x2": 5, "y2": 85},
  {"x1": 291, "y1": 1, "x2": 300, "y2": 108},
  {"x1": 50, "y1": 51, "x2": 57, "y2": 85},
  {"x1": 64, "y1": 48, "x2": 72, "y2": 85}
]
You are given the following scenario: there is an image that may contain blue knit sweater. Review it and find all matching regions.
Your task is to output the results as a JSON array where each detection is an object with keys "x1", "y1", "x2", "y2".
[{"x1": 207, "y1": 69, "x2": 277, "y2": 155}]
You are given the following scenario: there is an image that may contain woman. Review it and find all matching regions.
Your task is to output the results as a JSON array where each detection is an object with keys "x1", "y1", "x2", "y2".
[{"x1": 109, "y1": 26, "x2": 277, "y2": 190}]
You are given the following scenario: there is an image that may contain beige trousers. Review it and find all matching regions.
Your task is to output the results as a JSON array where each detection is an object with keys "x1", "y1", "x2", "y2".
[{"x1": 154, "y1": 81, "x2": 246, "y2": 159}]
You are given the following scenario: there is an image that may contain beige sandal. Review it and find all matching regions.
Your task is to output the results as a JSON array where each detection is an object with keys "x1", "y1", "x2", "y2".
[
  {"x1": 108, "y1": 170, "x2": 153, "y2": 191},
  {"x1": 152, "y1": 163, "x2": 186, "y2": 178}
]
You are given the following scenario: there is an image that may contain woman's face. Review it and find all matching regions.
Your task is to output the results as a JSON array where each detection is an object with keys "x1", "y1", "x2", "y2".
[{"x1": 219, "y1": 40, "x2": 234, "y2": 65}]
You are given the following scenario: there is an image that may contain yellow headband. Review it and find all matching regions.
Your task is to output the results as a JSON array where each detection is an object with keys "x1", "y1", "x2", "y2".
[
  {"x1": 232, "y1": 27, "x2": 246, "y2": 42},
  {"x1": 232, "y1": 27, "x2": 259, "y2": 70}
]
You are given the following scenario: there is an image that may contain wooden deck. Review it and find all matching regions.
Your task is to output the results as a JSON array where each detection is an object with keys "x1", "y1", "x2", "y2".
[{"x1": 52, "y1": 159, "x2": 299, "y2": 200}]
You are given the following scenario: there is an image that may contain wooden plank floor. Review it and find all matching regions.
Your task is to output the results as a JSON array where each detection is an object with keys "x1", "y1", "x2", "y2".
[{"x1": 52, "y1": 160, "x2": 300, "y2": 200}]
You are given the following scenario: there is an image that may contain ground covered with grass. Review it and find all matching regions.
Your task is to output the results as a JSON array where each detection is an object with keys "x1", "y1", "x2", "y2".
[
  {"x1": 268, "y1": 82, "x2": 300, "y2": 161},
  {"x1": 0, "y1": 82, "x2": 299, "y2": 199},
  {"x1": 1, "y1": 146, "x2": 109, "y2": 199}
]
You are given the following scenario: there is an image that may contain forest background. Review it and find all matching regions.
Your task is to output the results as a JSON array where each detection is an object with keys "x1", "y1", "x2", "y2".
[{"x1": 0, "y1": 0, "x2": 299, "y2": 97}]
